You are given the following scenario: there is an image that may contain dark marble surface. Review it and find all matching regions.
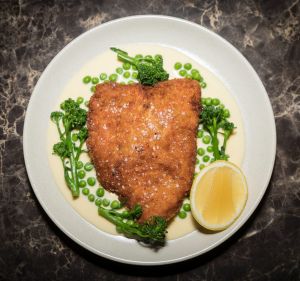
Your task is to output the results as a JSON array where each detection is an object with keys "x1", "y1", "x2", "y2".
[{"x1": 1, "y1": 0, "x2": 299, "y2": 280}]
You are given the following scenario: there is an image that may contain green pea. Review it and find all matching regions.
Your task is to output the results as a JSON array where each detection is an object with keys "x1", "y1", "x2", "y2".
[
  {"x1": 111, "y1": 200, "x2": 120, "y2": 209},
  {"x1": 178, "y1": 210, "x2": 187, "y2": 219},
  {"x1": 109, "y1": 74, "x2": 118, "y2": 82},
  {"x1": 87, "y1": 177, "x2": 96, "y2": 186},
  {"x1": 95, "y1": 198, "x2": 102, "y2": 206},
  {"x1": 179, "y1": 69, "x2": 187, "y2": 77},
  {"x1": 76, "y1": 97, "x2": 84, "y2": 104},
  {"x1": 84, "y1": 100, "x2": 89, "y2": 107},
  {"x1": 184, "y1": 63, "x2": 192, "y2": 70},
  {"x1": 122, "y1": 210, "x2": 129, "y2": 217},
  {"x1": 186, "y1": 74, "x2": 192, "y2": 79},
  {"x1": 135, "y1": 54, "x2": 143, "y2": 59},
  {"x1": 96, "y1": 187, "x2": 105, "y2": 197},
  {"x1": 90, "y1": 85, "x2": 96, "y2": 93},
  {"x1": 224, "y1": 109, "x2": 230, "y2": 118},
  {"x1": 154, "y1": 54, "x2": 162, "y2": 60},
  {"x1": 205, "y1": 98, "x2": 212, "y2": 106},
  {"x1": 123, "y1": 71, "x2": 130, "y2": 79},
  {"x1": 132, "y1": 72, "x2": 138, "y2": 79},
  {"x1": 199, "y1": 164, "x2": 205, "y2": 170},
  {"x1": 212, "y1": 98, "x2": 220, "y2": 106},
  {"x1": 100, "y1": 73, "x2": 107, "y2": 80},
  {"x1": 197, "y1": 147, "x2": 205, "y2": 156},
  {"x1": 203, "y1": 155, "x2": 210, "y2": 162},
  {"x1": 83, "y1": 76, "x2": 91, "y2": 84},
  {"x1": 102, "y1": 198, "x2": 110, "y2": 207},
  {"x1": 76, "y1": 161, "x2": 83, "y2": 169},
  {"x1": 123, "y1": 63, "x2": 131, "y2": 70},
  {"x1": 92, "y1": 77, "x2": 99, "y2": 84},
  {"x1": 82, "y1": 188, "x2": 89, "y2": 195},
  {"x1": 174, "y1": 62, "x2": 182, "y2": 70},
  {"x1": 207, "y1": 146, "x2": 213, "y2": 153},
  {"x1": 128, "y1": 80, "x2": 135, "y2": 84},
  {"x1": 183, "y1": 203, "x2": 191, "y2": 212},
  {"x1": 196, "y1": 158, "x2": 200, "y2": 164},
  {"x1": 132, "y1": 65, "x2": 137, "y2": 70},
  {"x1": 79, "y1": 180, "x2": 86, "y2": 188},
  {"x1": 145, "y1": 55, "x2": 152, "y2": 59},
  {"x1": 219, "y1": 104, "x2": 225, "y2": 109},
  {"x1": 84, "y1": 162, "x2": 93, "y2": 171},
  {"x1": 192, "y1": 71, "x2": 201, "y2": 81},
  {"x1": 203, "y1": 135, "x2": 211, "y2": 144},
  {"x1": 88, "y1": 194, "x2": 95, "y2": 202},
  {"x1": 201, "y1": 82, "x2": 207, "y2": 88},
  {"x1": 197, "y1": 130, "x2": 204, "y2": 138},
  {"x1": 116, "y1": 67, "x2": 123, "y2": 74},
  {"x1": 71, "y1": 134, "x2": 78, "y2": 142},
  {"x1": 191, "y1": 69, "x2": 199, "y2": 75},
  {"x1": 78, "y1": 170, "x2": 86, "y2": 179},
  {"x1": 199, "y1": 76, "x2": 204, "y2": 82}
]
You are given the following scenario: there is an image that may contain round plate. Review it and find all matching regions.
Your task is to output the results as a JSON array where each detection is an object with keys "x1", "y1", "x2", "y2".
[{"x1": 23, "y1": 15, "x2": 276, "y2": 265}]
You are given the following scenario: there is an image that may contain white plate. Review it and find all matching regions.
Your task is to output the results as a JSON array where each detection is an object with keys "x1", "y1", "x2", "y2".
[{"x1": 23, "y1": 15, "x2": 276, "y2": 265}]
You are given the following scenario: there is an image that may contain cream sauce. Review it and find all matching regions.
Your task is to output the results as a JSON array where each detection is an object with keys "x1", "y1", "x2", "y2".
[{"x1": 47, "y1": 44, "x2": 245, "y2": 240}]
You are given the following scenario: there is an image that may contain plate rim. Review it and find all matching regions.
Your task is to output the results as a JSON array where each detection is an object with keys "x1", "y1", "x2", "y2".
[{"x1": 23, "y1": 14, "x2": 277, "y2": 265}]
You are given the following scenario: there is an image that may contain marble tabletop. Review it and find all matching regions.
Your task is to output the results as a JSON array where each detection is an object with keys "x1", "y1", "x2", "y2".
[{"x1": 1, "y1": 0, "x2": 299, "y2": 280}]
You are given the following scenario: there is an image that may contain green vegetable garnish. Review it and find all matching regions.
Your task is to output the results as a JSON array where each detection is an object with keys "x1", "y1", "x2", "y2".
[
  {"x1": 200, "y1": 104, "x2": 235, "y2": 160},
  {"x1": 51, "y1": 98, "x2": 88, "y2": 197},
  {"x1": 98, "y1": 204, "x2": 167, "y2": 246},
  {"x1": 110, "y1": 47, "x2": 169, "y2": 86}
]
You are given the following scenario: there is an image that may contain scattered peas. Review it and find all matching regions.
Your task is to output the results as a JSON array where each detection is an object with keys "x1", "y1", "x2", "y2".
[
  {"x1": 82, "y1": 188, "x2": 89, "y2": 195},
  {"x1": 179, "y1": 69, "x2": 187, "y2": 77},
  {"x1": 203, "y1": 155, "x2": 210, "y2": 162},
  {"x1": 90, "y1": 85, "x2": 96, "y2": 93},
  {"x1": 123, "y1": 63, "x2": 131, "y2": 70},
  {"x1": 203, "y1": 135, "x2": 211, "y2": 144},
  {"x1": 178, "y1": 210, "x2": 187, "y2": 219},
  {"x1": 184, "y1": 63, "x2": 192, "y2": 70},
  {"x1": 123, "y1": 71, "x2": 130, "y2": 79},
  {"x1": 191, "y1": 69, "x2": 199, "y2": 75},
  {"x1": 132, "y1": 72, "x2": 138, "y2": 79},
  {"x1": 76, "y1": 161, "x2": 83, "y2": 169},
  {"x1": 122, "y1": 210, "x2": 129, "y2": 217},
  {"x1": 87, "y1": 177, "x2": 96, "y2": 186},
  {"x1": 84, "y1": 162, "x2": 93, "y2": 171},
  {"x1": 207, "y1": 146, "x2": 213, "y2": 153},
  {"x1": 186, "y1": 74, "x2": 192, "y2": 79},
  {"x1": 102, "y1": 198, "x2": 110, "y2": 207},
  {"x1": 212, "y1": 98, "x2": 220, "y2": 106},
  {"x1": 192, "y1": 72, "x2": 201, "y2": 81},
  {"x1": 199, "y1": 164, "x2": 205, "y2": 170},
  {"x1": 71, "y1": 134, "x2": 78, "y2": 142},
  {"x1": 78, "y1": 170, "x2": 86, "y2": 179},
  {"x1": 183, "y1": 203, "x2": 191, "y2": 212},
  {"x1": 79, "y1": 180, "x2": 86, "y2": 188},
  {"x1": 83, "y1": 76, "x2": 91, "y2": 84},
  {"x1": 219, "y1": 104, "x2": 225, "y2": 109},
  {"x1": 197, "y1": 130, "x2": 204, "y2": 138},
  {"x1": 95, "y1": 198, "x2": 102, "y2": 206},
  {"x1": 96, "y1": 187, "x2": 105, "y2": 197},
  {"x1": 100, "y1": 73, "x2": 107, "y2": 80},
  {"x1": 111, "y1": 200, "x2": 120, "y2": 209},
  {"x1": 91, "y1": 77, "x2": 99, "y2": 84},
  {"x1": 88, "y1": 194, "x2": 95, "y2": 202},
  {"x1": 109, "y1": 73, "x2": 118, "y2": 82},
  {"x1": 174, "y1": 62, "x2": 182, "y2": 70},
  {"x1": 224, "y1": 109, "x2": 230, "y2": 118},
  {"x1": 205, "y1": 98, "x2": 212, "y2": 106},
  {"x1": 116, "y1": 67, "x2": 123, "y2": 74},
  {"x1": 154, "y1": 54, "x2": 162, "y2": 60},
  {"x1": 201, "y1": 82, "x2": 207, "y2": 88},
  {"x1": 76, "y1": 97, "x2": 84, "y2": 104},
  {"x1": 197, "y1": 147, "x2": 205, "y2": 156}
]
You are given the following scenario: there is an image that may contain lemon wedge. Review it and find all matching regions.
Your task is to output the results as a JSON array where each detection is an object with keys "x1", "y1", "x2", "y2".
[{"x1": 190, "y1": 160, "x2": 248, "y2": 231}]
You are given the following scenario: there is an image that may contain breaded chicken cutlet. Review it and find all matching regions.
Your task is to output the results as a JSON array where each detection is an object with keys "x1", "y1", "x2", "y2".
[{"x1": 87, "y1": 79, "x2": 201, "y2": 222}]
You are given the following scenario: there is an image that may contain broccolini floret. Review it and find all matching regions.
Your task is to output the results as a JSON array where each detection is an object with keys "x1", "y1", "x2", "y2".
[{"x1": 110, "y1": 47, "x2": 169, "y2": 85}]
